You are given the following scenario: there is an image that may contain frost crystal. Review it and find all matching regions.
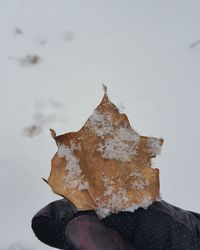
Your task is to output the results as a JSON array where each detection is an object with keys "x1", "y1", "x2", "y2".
[
  {"x1": 132, "y1": 179, "x2": 149, "y2": 190},
  {"x1": 108, "y1": 187, "x2": 129, "y2": 209},
  {"x1": 58, "y1": 144, "x2": 89, "y2": 190},
  {"x1": 101, "y1": 176, "x2": 114, "y2": 196},
  {"x1": 86, "y1": 109, "x2": 140, "y2": 162},
  {"x1": 122, "y1": 204, "x2": 140, "y2": 212},
  {"x1": 85, "y1": 110, "x2": 113, "y2": 137},
  {"x1": 117, "y1": 103, "x2": 125, "y2": 114},
  {"x1": 96, "y1": 206, "x2": 111, "y2": 218},
  {"x1": 95, "y1": 184, "x2": 129, "y2": 218},
  {"x1": 140, "y1": 195, "x2": 153, "y2": 208},
  {"x1": 98, "y1": 127, "x2": 140, "y2": 162},
  {"x1": 147, "y1": 137, "x2": 162, "y2": 155},
  {"x1": 96, "y1": 187, "x2": 129, "y2": 218},
  {"x1": 124, "y1": 195, "x2": 153, "y2": 212},
  {"x1": 130, "y1": 169, "x2": 141, "y2": 177}
]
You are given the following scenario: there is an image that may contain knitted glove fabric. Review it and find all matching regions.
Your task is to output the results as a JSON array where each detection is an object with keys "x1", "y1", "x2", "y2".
[
  {"x1": 104, "y1": 201, "x2": 200, "y2": 250},
  {"x1": 32, "y1": 199, "x2": 77, "y2": 249},
  {"x1": 32, "y1": 199, "x2": 200, "y2": 250}
]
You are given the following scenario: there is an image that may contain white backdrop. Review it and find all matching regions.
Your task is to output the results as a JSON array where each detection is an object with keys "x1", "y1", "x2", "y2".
[{"x1": 0, "y1": 0, "x2": 200, "y2": 249}]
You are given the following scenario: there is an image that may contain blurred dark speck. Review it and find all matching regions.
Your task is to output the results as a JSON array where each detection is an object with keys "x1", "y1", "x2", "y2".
[
  {"x1": 19, "y1": 54, "x2": 41, "y2": 66},
  {"x1": 64, "y1": 31, "x2": 75, "y2": 42},
  {"x1": 15, "y1": 27, "x2": 24, "y2": 35},
  {"x1": 50, "y1": 100, "x2": 63, "y2": 108},
  {"x1": 190, "y1": 39, "x2": 200, "y2": 49},
  {"x1": 40, "y1": 40, "x2": 47, "y2": 46},
  {"x1": 23, "y1": 125, "x2": 42, "y2": 137}
]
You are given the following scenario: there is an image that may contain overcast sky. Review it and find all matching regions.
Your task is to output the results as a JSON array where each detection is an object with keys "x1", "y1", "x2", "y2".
[{"x1": 1, "y1": 0, "x2": 200, "y2": 249}]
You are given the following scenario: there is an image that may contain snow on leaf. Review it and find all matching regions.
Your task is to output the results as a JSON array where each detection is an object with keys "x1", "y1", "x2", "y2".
[
  {"x1": 132, "y1": 179, "x2": 149, "y2": 190},
  {"x1": 97, "y1": 126, "x2": 139, "y2": 162},
  {"x1": 96, "y1": 187, "x2": 129, "y2": 218},
  {"x1": 58, "y1": 144, "x2": 89, "y2": 190},
  {"x1": 140, "y1": 195, "x2": 153, "y2": 208},
  {"x1": 101, "y1": 175, "x2": 114, "y2": 196},
  {"x1": 95, "y1": 206, "x2": 111, "y2": 218},
  {"x1": 147, "y1": 137, "x2": 162, "y2": 155},
  {"x1": 85, "y1": 110, "x2": 113, "y2": 137},
  {"x1": 124, "y1": 195, "x2": 153, "y2": 212},
  {"x1": 117, "y1": 103, "x2": 125, "y2": 114},
  {"x1": 130, "y1": 169, "x2": 141, "y2": 177}
]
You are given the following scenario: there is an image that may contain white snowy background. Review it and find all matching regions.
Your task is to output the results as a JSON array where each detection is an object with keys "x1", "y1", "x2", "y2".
[{"x1": 1, "y1": 0, "x2": 200, "y2": 249}]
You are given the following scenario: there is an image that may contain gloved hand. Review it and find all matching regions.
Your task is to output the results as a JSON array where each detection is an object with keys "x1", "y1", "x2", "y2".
[
  {"x1": 31, "y1": 199, "x2": 137, "y2": 250},
  {"x1": 104, "y1": 200, "x2": 200, "y2": 250},
  {"x1": 31, "y1": 199, "x2": 77, "y2": 249},
  {"x1": 32, "y1": 199, "x2": 200, "y2": 250}
]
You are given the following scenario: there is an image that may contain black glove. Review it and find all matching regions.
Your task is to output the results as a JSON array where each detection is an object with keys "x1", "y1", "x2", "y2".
[
  {"x1": 31, "y1": 199, "x2": 137, "y2": 250},
  {"x1": 32, "y1": 199, "x2": 200, "y2": 250},
  {"x1": 31, "y1": 199, "x2": 77, "y2": 249},
  {"x1": 103, "y1": 200, "x2": 200, "y2": 250}
]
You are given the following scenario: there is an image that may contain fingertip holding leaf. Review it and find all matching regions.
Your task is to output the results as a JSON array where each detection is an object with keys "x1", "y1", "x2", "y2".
[{"x1": 47, "y1": 89, "x2": 164, "y2": 218}]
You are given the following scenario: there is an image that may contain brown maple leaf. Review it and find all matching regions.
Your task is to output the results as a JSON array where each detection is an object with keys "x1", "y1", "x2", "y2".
[{"x1": 47, "y1": 88, "x2": 164, "y2": 217}]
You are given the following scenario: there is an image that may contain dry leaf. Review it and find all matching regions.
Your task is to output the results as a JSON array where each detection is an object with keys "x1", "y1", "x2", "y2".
[{"x1": 47, "y1": 89, "x2": 163, "y2": 217}]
